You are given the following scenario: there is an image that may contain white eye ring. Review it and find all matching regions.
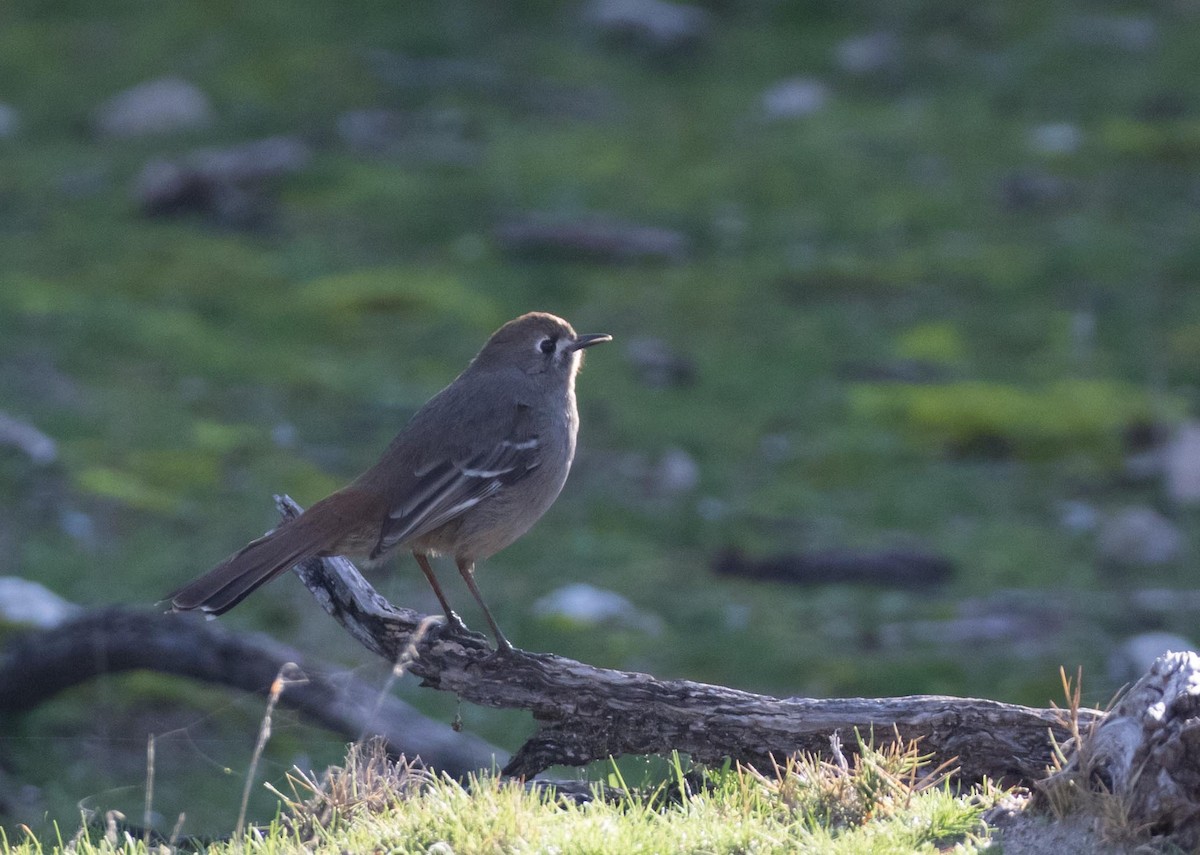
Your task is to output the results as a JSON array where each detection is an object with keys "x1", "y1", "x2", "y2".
[{"x1": 538, "y1": 337, "x2": 557, "y2": 354}]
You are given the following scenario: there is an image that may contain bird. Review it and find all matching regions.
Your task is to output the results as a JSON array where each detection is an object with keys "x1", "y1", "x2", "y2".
[{"x1": 167, "y1": 311, "x2": 611, "y2": 653}]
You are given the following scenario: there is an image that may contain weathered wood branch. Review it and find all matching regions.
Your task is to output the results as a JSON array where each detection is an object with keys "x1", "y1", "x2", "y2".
[
  {"x1": 273, "y1": 495, "x2": 1101, "y2": 782},
  {"x1": 0, "y1": 606, "x2": 501, "y2": 777},
  {"x1": 1038, "y1": 651, "x2": 1200, "y2": 847}
]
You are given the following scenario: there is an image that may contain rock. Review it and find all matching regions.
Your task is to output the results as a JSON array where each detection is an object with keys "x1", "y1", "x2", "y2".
[
  {"x1": 4, "y1": 353, "x2": 82, "y2": 407},
  {"x1": 722, "y1": 602, "x2": 751, "y2": 631},
  {"x1": 652, "y1": 447, "x2": 700, "y2": 494},
  {"x1": 0, "y1": 412, "x2": 57, "y2": 465},
  {"x1": 695, "y1": 496, "x2": 729, "y2": 521},
  {"x1": 834, "y1": 31, "x2": 901, "y2": 76},
  {"x1": 878, "y1": 613, "x2": 1048, "y2": 651},
  {"x1": 1165, "y1": 421, "x2": 1200, "y2": 505},
  {"x1": 1125, "y1": 447, "x2": 1166, "y2": 482},
  {"x1": 493, "y1": 214, "x2": 689, "y2": 263},
  {"x1": 133, "y1": 135, "x2": 311, "y2": 226},
  {"x1": 1027, "y1": 122, "x2": 1083, "y2": 155},
  {"x1": 1097, "y1": 506, "x2": 1183, "y2": 567},
  {"x1": 759, "y1": 434, "x2": 793, "y2": 464},
  {"x1": 624, "y1": 336, "x2": 696, "y2": 388},
  {"x1": 336, "y1": 107, "x2": 482, "y2": 165},
  {"x1": 582, "y1": 0, "x2": 711, "y2": 56},
  {"x1": 94, "y1": 77, "x2": 213, "y2": 138},
  {"x1": 1109, "y1": 632, "x2": 1198, "y2": 684},
  {"x1": 533, "y1": 583, "x2": 664, "y2": 635},
  {"x1": 761, "y1": 77, "x2": 828, "y2": 120},
  {"x1": 58, "y1": 509, "x2": 97, "y2": 549},
  {"x1": 0, "y1": 102, "x2": 20, "y2": 138},
  {"x1": 997, "y1": 169, "x2": 1076, "y2": 210},
  {"x1": 272, "y1": 422, "x2": 298, "y2": 449},
  {"x1": 1057, "y1": 500, "x2": 1099, "y2": 534},
  {"x1": 186, "y1": 135, "x2": 311, "y2": 183},
  {"x1": 593, "y1": 448, "x2": 700, "y2": 502},
  {"x1": 337, "y1": 108, "x2": 411, "y2": 154},
  {"x1": 0, "y1": 577, "x2": 79, "y2": 629},
  {"x1": 877, "y1": 595, "x2": 1061, "y2": 659}
]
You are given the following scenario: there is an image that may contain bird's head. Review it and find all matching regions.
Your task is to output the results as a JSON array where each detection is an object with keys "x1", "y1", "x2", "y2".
[{"x1": 474, "y1": 312, "x2": 611, "y2": 377}]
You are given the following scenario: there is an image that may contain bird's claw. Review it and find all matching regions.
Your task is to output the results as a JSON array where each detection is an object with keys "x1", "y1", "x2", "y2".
[
  {"x1": 437, "y1": 611, "x2": 471, "y2": 638},
  {"x1": 486, "y1": 636, "x2": 518, "y2": 660}
]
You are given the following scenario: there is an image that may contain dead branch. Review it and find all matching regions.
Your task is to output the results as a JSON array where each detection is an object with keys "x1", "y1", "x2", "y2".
[
  {"x1": 272, "y1": 495, "x2": 1101, "y2": 782},
  {"x1": 1038, "y1": 651, "x2": 1200, "y2": 847},
  {"x1": 0, "y1": 606, "x2": 501, "y2": 777}
]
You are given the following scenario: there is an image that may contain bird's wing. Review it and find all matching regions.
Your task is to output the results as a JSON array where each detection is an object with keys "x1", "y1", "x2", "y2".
[{"x1": 370, "y1": 404, "x2": 542, "y2": 557}]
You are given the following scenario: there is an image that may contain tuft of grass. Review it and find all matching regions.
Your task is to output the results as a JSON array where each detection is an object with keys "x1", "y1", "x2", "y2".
[
  {"x1": 740, "y1": 729, "x2": 965, "y2": 836},
  {"x1": 1034, "y1": 667, "x2": 1147, "y2": 847},
  {"x1": 265, "y1": 738, "x2": 436, "y2": 847}
]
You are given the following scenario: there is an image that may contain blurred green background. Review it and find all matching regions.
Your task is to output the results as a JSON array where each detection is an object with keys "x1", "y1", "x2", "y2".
[{"x1": 2, "y1": 0, "x2": 1199, "y2": 838}]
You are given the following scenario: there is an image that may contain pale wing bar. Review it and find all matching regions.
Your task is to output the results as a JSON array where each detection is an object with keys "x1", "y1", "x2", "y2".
[{"x1": 371, "y1": 436, "x2": 541, "y2": 557}]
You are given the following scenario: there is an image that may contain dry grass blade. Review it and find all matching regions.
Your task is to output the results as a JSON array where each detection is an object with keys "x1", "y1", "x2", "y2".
[
  {"x1": 235, "y1": 662, "x2": 309, "y2": 845},
  {"x1": 743, "y1": 730, "x2": 960, "y2": 831},
  {"x1": 268, "y1": 737, "x2": 435, "y2": 843},
  {"x1": 143, "y1": 734, "x2": 155, "y2": 849},
  {"x1": 359, "y1": 615, "x2": 439, "y2": 747}
]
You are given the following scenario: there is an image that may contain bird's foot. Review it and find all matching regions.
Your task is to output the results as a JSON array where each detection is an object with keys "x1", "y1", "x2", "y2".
[
  {"x1": 437, "y1": 610, "x2": 471, "y2": 638},
  {"x1": 486, "y1": 633, "x2": 518, "y2": 660}
]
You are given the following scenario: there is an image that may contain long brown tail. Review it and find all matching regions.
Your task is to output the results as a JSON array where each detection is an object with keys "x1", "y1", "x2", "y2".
[{"x1": 167, "y1": 518, "x2": 329, "y2": 616}]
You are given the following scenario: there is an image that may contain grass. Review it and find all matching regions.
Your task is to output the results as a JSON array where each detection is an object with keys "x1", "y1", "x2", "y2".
[{"x1": 0, "y1": 736, "x2": 998, "y2": 854}]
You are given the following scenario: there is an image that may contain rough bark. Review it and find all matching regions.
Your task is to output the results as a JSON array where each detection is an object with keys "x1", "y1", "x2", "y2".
[
  {"x1": 272, "y1": 495, "x2": 1100, "y2": 783},
  {"x1": 1038, "y1": 650, "x2": 1200, "y2": 847},
  {"x1": 0, "y1": 606, "x2": 501, "y2": 777}
]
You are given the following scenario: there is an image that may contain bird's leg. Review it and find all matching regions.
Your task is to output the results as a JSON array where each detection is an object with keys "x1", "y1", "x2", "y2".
[
  {"x1": 413, "y1": 552, "x2": 469, "y2": 636},
  {"x1": 455, "y1": 557, "x2": 514, "y2": 654}
]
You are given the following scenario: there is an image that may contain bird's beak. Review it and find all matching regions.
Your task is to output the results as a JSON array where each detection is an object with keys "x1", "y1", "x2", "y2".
[{"x1": 568, "y1": 333, "x2": 613, "y2": 351}]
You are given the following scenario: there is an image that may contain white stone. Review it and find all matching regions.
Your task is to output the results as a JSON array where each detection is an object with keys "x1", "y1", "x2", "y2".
[
  {"x1": 1028, "y1": 122, "x2": 1083, "y2": 155},
  {"x1": 0, "y1": 577, "x2": 80, "y2": 629},
  {"x1": 1097, "y1": 506, "x2": 1183, "y2": 566},
  {"x1": 761, "y1": 77, "x2": 828, "y2": 120},
  {"x1": 533, "y1": 583, "x2": 664, "y2": 635},
  {"x1": 95, "y1": 77, "x2": 213, "y2": 138},
  {"x1": 654, "y1": 447, "x2": 700, "y2": 494}
]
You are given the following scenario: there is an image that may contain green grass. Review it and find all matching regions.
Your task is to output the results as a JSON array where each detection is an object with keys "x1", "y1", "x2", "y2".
[{"x1": 0, "y1": 739, "x2": 998, "y2": 854}]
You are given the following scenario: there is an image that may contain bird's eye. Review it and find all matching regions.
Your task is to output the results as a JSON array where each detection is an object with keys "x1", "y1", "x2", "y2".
[{"x1": 539, "y1": 337, "x2": 557, "y2": 354}]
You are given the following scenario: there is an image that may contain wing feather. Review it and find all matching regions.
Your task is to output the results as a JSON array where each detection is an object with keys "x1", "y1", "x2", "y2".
[{"x1": 370, "y1": 407, "x2": 542, "y2": 557}]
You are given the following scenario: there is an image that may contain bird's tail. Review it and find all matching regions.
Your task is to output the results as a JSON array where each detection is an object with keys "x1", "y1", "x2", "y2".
[{"x1": 167, "y1": 517, "x2": 328, "y2": 616}]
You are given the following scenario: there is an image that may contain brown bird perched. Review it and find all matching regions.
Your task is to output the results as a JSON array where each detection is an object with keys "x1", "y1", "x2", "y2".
[{"x1": 168, "y1": 312, "x2": 611, "y2": 652}]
